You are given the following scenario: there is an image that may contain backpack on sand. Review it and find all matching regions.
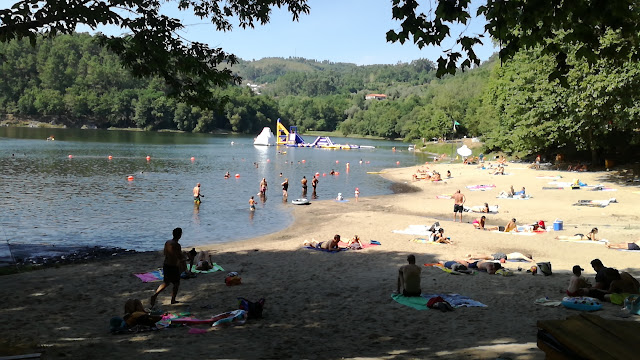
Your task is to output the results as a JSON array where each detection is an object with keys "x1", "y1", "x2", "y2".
[{"x1": 238, "y1": 297, "x2": 265, "y2": 319}]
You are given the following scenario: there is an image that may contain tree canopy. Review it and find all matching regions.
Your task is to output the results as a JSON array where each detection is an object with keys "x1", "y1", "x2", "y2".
[
  {"x1": 4, "y1": 0, "x2": 640, "y2": 106},
  {"x1": 0, "y1": 0, "x2": 310, "y2": 108}
]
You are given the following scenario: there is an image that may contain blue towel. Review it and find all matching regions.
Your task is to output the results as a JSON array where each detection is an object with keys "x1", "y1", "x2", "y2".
[{"x1": 370, "y1": 240, "x2": 381, "y2": 245}]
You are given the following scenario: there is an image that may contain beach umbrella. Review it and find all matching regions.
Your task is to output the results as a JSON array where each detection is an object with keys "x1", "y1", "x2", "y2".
[{"x1": 457, "y1": 145, "x2": 472, "y2": 157}]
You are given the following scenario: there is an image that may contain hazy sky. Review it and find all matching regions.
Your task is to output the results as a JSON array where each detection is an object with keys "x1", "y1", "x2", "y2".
[{"x1": 82, "y1": 0, "x2": 497, "y2": 66}]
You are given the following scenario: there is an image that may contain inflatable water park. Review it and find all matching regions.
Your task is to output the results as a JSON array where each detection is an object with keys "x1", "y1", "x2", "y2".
[{"x1": 253, "y1": 119, "x2": 374, "y2": 149}]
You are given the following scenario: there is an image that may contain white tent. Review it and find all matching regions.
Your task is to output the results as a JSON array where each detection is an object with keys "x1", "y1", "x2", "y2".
[{"x1": 253, "y1": 127, "x2": 276, "y2": 146}]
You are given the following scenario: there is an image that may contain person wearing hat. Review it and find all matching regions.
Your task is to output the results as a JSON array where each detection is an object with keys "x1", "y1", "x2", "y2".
[
  {"x1": 567, "y1": 265, "x2": 591, "y2": 296},
  {"x1": 354, "y1": 187, "x2": 360, "y2": 202}
]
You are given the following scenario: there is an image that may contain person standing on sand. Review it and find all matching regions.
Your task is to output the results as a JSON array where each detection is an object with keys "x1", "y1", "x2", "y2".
[
  {"x1": 355, "y1": 187, "x2": 360, "y2": 202},
  {"x1": 397, "y1": 254, "x2": 421, "y2": 296},
  {"x1": 452, "y1": 189, "x2": 466, "y2": 222},
  {"x1": 193, "y1": 183, "x2": 203, "y2": 203},
  {"x1": 151, "y1": 228, "x2": 186, "y2": 306}
]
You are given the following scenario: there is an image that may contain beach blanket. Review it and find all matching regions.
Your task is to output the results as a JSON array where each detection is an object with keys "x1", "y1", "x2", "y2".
[
  {"x1": 422, "y1": 294, "x2": 487, "y2": 308},
  {"x1": 391, "y1": 293, "x2": 430, "y2": 310},
  {"x1": 435, "y1": 194, "x2": 452, "y2": 199},
  {"x1": 304, "y1": 246, "x2": 349, "y2": 252},
  {"x1": 466, "y1": 184, "x2": 496, "y2": 191},
  {"x1": 392, "y1": 225, "x2": 432, "y2": 236},
  {"x1": 496, "y1": 194, "x2": 532, "y2": 199},
  {"x1": 337, "y1": 240, "x2": 381, "y2": 249},
  {"x1": 559, "y1": 239, "x2": 609, "y2": 244},
  {"x1": 542, "y1": 186, "x2": 564, "y2": 190},
  {"x1": 536, "y1": 175, "x2": 563, "y2": 180},
  {"x1": 411, "y1": 238, "x2": 445, "y2": 244},
  {"x1": 334, "y1": 199, "x2": 349, "y2": 202},
  {"x1": 187, "y1": 263, "x2": 224, "y2": 274},
  {"x1": 134, "y1": 269, "x2": 164, "y2": 282},
  {"x1": 491, "y1": 229, "x2": 536, "y2": 236},
  {"x1": 464, "y1": 205, "x2": 499, "y2": 213},
  {"x1": 535, "y1": 298, "x2": 563, "y2": 307},
  {"x1": 573, "y1": 201, "x2": 609, "y2": 208}
]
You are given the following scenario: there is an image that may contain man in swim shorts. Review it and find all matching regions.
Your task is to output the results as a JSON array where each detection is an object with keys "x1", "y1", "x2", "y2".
[
  {"x1": 397, "y1": 255, "x2": 421, "y2": 297},
  {"x1": 301, "y1": 176, "x2": 307, "y2": 196},
  {"x1": 452, "y1": 190, "x2": 466, "y2": 222},
  {"x1": 151, "y1": 228, "x2": 186, "y2": 306}
]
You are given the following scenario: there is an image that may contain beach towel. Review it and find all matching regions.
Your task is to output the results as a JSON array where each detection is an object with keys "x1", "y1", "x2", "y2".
[
  {"x1": 392, "y1": 225, "x2": 432, "y2": 236},
  {"x1": 535, "y1": 298, "x2": 563, "y2": 307},
  {"x1": 536, "y1": 175, "x2": 563, "y2": 180},
  {"x1": 573, "y1": 200, "x2": 611, "y2": 207},
  {"x1": 304, "y1": 246, "x2": 348, "y2": 252},
  {"x1": 337, "y1": 240, "x2": 381, "y2": 249},
  {"x1": 466, "y1": 184, "x2": 496, "y2": 191},
  {"x1": 464, "y1": 205, "x2": 499, "y2": 213},
  {"x1": 491, "y1": 229, "x2": 535, "y2": 236},
  {"x1": 187, "y1": 263, "x2": 225, "y2": 274},
  {"x1": 411, "y1": 238, "x2": 445, "y2": 244},
  {"x1": 496, "y1": 194, "x2": 532, "y2": 199},
  {"x1": 422, "y1": 293, "x2": 487, "y2": 308},
  {"x1": 391, "y1": 293, "x2": 429, "y2": 310},
  {"x1": 134, "y1": 269, "x2": 164, "y2": 282},
  {"x1": 542, "y1": 186, "x2": 564, "y2": 190},
  {"x1": 334, "y1": 199, "x2": 349, "y2": 202},
  {"x1": 435, "y1": 194, "x2": 452, "y2": 199},
  {"x1": 559, "y1": 239, "x2": 609, "y2": 244}
]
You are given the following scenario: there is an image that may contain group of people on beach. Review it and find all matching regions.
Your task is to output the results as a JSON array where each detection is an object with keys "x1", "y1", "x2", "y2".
[{"x1": 567, "y1": 259, "x2": 639, "y2": 303}]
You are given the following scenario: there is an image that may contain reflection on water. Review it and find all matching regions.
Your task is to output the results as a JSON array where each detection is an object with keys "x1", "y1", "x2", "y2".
[{"x1": 0, "y1": 127, "x2": 429, "y2": 253}]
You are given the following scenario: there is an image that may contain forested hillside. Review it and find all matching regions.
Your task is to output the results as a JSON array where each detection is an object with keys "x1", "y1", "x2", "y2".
[{"x1": 2, "y1": 32, "x2": 639, "y2": 163}]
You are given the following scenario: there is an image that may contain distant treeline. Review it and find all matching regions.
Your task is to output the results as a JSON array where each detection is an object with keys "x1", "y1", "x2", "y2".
[{"x1": 2, "y1": 32, "x2": 639, "y2": 163}]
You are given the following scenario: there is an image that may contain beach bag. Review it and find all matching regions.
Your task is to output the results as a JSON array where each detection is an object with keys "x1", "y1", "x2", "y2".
[
  {"x1": 624, "y1": 295, "x2": 640, "y2": 315},
  {"x1": 238, "y1": 297, "x2": 265, "y2": 319},
  {"x1": 537, "y1": 262, "x2": 552, "y2": 276},
  {"x1": 225, "y1": 272, "x2": 242, "y2": 286}
]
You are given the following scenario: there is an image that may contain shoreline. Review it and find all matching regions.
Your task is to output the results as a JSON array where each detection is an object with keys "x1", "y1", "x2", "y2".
[{"x1": 1, "y1": 162, "x2": 639, "y2": 358}]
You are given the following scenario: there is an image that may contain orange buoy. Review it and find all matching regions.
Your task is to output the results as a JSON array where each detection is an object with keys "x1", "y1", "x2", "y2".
[
  {"x1": 108, "y1": 155, "x2": 113, "y2": 160},
  {"x1": 335, "y1": 160, "x2": 339, "y2": 164},
  {"x1": 146, "y1": 156, "x2": 151, "y2": 161},
  {"x1": 235, "y1": 174, "x2": 240, "y2": 178},
  {"x1": 315, "y1": 172, "x2": 320, "y2": 177},
  {"x1": 68, "y1": 155, "x2": 73, "y2": 159},
  {"x1": 302, "y1": 160, "x2": 306, "y2": 163},
  {"x1": 267, "y1": 159, "x2": 270, "y2": 162},
  {"x1": 127, "y1": 176, "x2": 134, "y2": 181},
  {"x1": 322, "y1": 173, "x2": 326, "y2": 177},
  {"x1": 335, "y1": 172, "x2": 340, "y2": 175},
  {"x1": 190, "y1": 157, "x2": 195, "y2": 161}
]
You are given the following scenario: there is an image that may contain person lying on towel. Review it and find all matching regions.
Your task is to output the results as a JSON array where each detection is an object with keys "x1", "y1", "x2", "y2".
[{"x1": 303, "y1": 235, "x2": 343, "y2": 252}]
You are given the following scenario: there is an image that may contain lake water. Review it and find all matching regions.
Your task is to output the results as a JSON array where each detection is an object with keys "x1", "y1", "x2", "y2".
[{"x1": 0, "y1": 127, "x2": 430, "y2": 258}]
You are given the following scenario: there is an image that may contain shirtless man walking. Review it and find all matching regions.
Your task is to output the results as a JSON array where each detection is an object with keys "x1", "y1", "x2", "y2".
[
  {"x1": 397, "y1": 254, "x2": 422, "y2": 296},
  {"x1": 193, "y1": 183, "x2": 203, "y2": 203},
  {"x1": 151, "y1": 228, "x2": 186, "y2": 306},
  {"x1": 452, "y1": 189, "x2": 466, "y2": 222}
]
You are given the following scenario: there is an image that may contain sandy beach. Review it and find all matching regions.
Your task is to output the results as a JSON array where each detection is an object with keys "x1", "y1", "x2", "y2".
[{"x1": 1, "y1": 161, "x2": 639, "y2": 359}]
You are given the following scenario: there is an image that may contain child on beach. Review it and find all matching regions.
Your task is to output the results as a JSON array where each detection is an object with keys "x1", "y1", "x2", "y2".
[
  {"x1": 355, "y1": 187, "x2": 360, "y2": 202},
  {"x1": 567, "y1": 265, "x2": 591, "y2": 296}
]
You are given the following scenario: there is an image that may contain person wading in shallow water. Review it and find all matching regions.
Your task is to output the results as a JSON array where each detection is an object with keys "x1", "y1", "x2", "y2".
[{"x1": 151, "y1": 228, "x2": 186, "y2": 306}]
